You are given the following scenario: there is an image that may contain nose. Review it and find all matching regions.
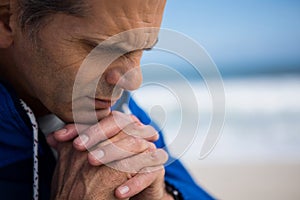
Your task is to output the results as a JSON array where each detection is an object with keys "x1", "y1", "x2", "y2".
[{"x1": 104, "y1": 60, "x2": 143, "y2": 91}]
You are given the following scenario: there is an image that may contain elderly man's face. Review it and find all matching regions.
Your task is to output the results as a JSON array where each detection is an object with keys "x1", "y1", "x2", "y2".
[{"x1": 10, "y1": 0, "x2": 166, "y2": 123}]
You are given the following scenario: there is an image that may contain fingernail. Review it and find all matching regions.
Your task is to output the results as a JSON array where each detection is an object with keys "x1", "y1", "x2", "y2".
[
  {"x1": 94, "y1": 149, "x2": 104, "y2": 160},
  {"x1": 75, "y1": 134, "x2": 89, "y2": 146},
  {"x1": 118, "y1": 186, "x2": 129, "y2": 195},
  {"x1": 56, "y1": 129, "x2": 67, "y2": 135}
]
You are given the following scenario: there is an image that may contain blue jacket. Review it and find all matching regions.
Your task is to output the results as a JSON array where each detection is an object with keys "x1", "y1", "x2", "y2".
[{"x1": 0, "y1": 82, "x2": 214, "y2": 200}]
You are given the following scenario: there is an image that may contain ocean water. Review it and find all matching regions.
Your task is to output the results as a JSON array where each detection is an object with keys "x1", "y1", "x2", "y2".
[{"x1": 132, "y1": 74, "x2": 300, "y2": 163}]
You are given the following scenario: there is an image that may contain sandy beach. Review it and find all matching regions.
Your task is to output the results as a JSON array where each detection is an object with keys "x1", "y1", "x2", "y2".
[{"x1": 184, "y1": 161, "x2": 300, "y2": 200}]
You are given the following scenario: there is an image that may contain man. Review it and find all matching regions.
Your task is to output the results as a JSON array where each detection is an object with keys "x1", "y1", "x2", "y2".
[{"x1": 0, "y1": 0, "x2": 214, "y2": 199}]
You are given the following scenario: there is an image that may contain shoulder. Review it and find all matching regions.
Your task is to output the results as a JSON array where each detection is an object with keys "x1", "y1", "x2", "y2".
[{"x1": 0, "y1": 81, "x2": 16, "y2": 113}]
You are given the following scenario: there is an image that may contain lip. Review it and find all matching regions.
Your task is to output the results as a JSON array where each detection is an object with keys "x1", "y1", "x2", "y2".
[{"x1": 88, "y1": 97, "x2": 118, "y2": 109}]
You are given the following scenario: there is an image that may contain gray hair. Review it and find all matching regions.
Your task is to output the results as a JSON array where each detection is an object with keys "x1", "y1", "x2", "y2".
[{"x1": 17, "y1": 0, "x2": 88, "y2": 38}]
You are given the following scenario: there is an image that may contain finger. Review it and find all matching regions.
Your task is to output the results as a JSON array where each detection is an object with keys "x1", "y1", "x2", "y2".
[
  {"x1": 115, "y1": 166, "x2": 165, "y2": 199},
  {"x1": 96, "y1": 130, "x2": 129, "y2": 147},
  {"x1": 121, "y1": 123, "x2": 159, "y2": 142},
  {"x1": 88, "y1": 120, "x2": 148, "y2": 149},
  {"x1": 100, "y1": 149, "x2": 168, "y2": 173},
  {"x1": 89, "y1": 140, "x2": 157, "y2": 166},
  {"x1": 88, "y1": 136, "x2": 152, "y2": 166},
  {"x1": 87, "y1": 123, "x2": 159, "y2": 166},
  {"x1": 97, "y1": 122, "x2": 159, "y2": 148},
  {"x1": 46, "y1": 133, "x2": 58, "y2": 149},
  {"x1": 53, "y1": 124, "x2": 89, "y2": 142},
  {"x1": 73, "y1": 111, "x2": 137, "y2": 150}
]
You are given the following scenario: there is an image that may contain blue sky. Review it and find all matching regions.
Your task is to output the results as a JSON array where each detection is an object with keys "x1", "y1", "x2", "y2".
[{"x1": 143, "y1": 0, "x2": 300, "y2": 75}]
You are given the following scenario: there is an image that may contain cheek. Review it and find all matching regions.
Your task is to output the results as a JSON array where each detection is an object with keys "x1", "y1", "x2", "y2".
[
  {"x1": 14, "y1": 41, "x2": 82, "y2": 110},
  {"x1": 38, "y1": 64, "x2": 81, "y2": 108}
]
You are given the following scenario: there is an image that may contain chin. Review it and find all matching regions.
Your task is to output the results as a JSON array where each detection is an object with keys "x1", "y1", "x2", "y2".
[{"x1": 58, "y1": 108, "x2": 112, "y2": 124}]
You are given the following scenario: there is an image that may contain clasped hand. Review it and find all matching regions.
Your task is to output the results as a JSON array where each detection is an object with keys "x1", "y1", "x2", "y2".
[{"x1": 47, "y1": 111, "x2": 173, "y2": 200}]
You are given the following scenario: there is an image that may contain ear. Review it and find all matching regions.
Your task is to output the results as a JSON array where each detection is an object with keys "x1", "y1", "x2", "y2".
[{"x1": 0, "y1": 2, "x2": 13, "y2": 48}]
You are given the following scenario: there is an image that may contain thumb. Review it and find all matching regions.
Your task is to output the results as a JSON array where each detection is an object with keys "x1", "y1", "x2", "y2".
[
  {"x1": 53, "y1": 124, "x2": 89, "y2": 142},
  {"x1": 46, "y1": 133, "x2": 58, "y2": 149}
]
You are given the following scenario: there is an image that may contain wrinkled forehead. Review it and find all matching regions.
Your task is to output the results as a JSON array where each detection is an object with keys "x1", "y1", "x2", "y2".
[
  {"x1": 96, "y1": 27, "x2": 160, "y2": 53},
  {"x1": 73, "y1": 0, "x2": 166, "y2": 51},
  {"x1": 87, "y1": 0, "x2": 166, "y2": 33}
]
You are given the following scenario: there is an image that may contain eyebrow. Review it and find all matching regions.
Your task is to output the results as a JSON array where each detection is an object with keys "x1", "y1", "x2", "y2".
[{"x1": 79, "y1": 37, "x2": 159, "y2": 53}]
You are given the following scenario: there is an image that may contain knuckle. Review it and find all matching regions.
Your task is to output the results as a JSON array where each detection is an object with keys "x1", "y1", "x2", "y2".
[
  {"x1": 116, "y1": 159, "x2": 132, "y2": 172},
  {"x1": 112, "y1": 111, "x2": 129, "y2": 123},
  {"x1": 124, "y1": 137, "x2": 144, "y2": 153},
  {"x1": 120, "y1": 158, "x2": 130, "y2": 167},
  {"x1": 143, "y1": 125, "x2": 159, "y2": 140},
  {"x1": 150, "y1": 155, "x2": 160, "y2": 163},
  {"x1": 127, "y1": 136, "x2": 137, "y2": 146},
  {"x1": 129, "y1": 114, "x2": 140, "y2": 123},
  {"x1": 111, "y1": 110, "x2": 123, "y2": 118},
  {"x1": 147, "y1": 142, "x2": 157, "y2": 151},
  {"x1": 132, "y1": 176, "x2": 144, "y2": 189},
  {"x1": 151, "y1": 149, "x2": 169, "y2": 163},
  {"x1": 130, "y1": 122, "x2": 143, "y2": 133},
  {"x1": 122, "y1": 122, "x2": 143, "y2": 137},
  {"x1": 132, "y1": 137, "x2": 148, "y2": 150},
  {"x1": 89, "y1": 124, "x2": 101, "y2": 134},
  {"x1": 147, "y1": 125, "x2": 157, "y2": 134}
]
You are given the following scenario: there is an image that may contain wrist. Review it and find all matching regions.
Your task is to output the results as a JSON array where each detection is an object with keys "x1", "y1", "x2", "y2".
[{"x1": 164, "y1": 182, "x2": 182, "y2": 200}]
